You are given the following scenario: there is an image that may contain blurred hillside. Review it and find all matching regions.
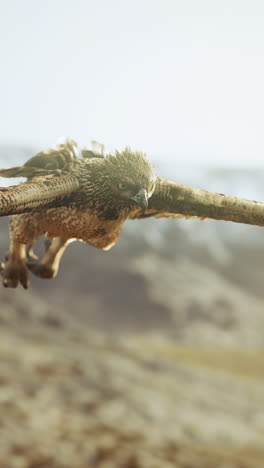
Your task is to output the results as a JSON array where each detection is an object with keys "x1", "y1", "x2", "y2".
[{"x1": 0, "y1": 289, "x2": 264, "y2": 468}]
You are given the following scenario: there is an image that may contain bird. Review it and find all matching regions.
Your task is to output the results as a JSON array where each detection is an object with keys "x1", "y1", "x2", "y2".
[{"x1": 1, "y1": 138, "x2": 264, "y2": 289}]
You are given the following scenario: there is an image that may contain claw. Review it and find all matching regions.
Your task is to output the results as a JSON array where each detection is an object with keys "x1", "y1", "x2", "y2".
[
  {"x1": 1, "y1": 241, "x2": 29, "y2": 289},
  {"x1": 1, "y1": 261, "x2": 29, "y2": 289},
  {"x1": 26, "y1": 238, "x2": 57, "y2": 279},
  {"x1": 27, "y1": 261, "x2": 56, "y2": 279},
  {"x1": 26, "y1": 237, "x2": 69, "y2": 280}
]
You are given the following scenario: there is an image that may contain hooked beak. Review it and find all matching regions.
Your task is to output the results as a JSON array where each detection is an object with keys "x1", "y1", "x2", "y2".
[{"x1": 130, "y1": 188, "x2": 148, "y2": 209}]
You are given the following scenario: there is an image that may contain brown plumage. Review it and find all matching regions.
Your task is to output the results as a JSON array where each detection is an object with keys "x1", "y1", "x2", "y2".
[{"x1": 1, "y1": 138, "x2": 264, "y2": 288}]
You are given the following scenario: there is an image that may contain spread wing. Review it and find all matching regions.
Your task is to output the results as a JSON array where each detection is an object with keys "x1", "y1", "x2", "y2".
[
  {"x1": 0, "y1": 138, "x2": 107, "y2": 218},
  {"x1": 0, "y1": 139, "x2": 80, "y2": 217},
  {"x1": 0, "y1": 138, "x2": 104, "y2": 179},
  {"x1": 0, "y1": 174, "x2": 80, "y2": 217},
  {"x1": 0, "y1": 138, "x2": 79, "y2": 179},
  {"x1": 129, "y1": 177, "x2": 264, "y2": 227}
]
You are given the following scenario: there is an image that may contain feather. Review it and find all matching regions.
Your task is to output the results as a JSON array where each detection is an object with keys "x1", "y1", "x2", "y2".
[
  {"x1": 0, "y1": 174, "x2": 80, "y2": 217},
  {"x1": 0, "y1": 138, "x2": 79, "y2": 179},
  {"x1": 129, "y1": 177, "x2": 264, "y2": 227},
  {"x1": 0, "y1": 166, "x2": 54, "y2": 178}
]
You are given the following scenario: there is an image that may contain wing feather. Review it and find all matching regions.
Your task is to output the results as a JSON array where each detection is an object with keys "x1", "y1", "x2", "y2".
[
  {"x1": 0, "y1": 138, "x2": 79, "y2": 179},
  {"x1": 0, "y1": 174, "x2": 80, "y2": 217},
  {"x1": 24, "y1": 138, "x2": 79, "y2": 171},
  {"x1": 129, "y1": 177, "x2": 264, "y2": 227}
]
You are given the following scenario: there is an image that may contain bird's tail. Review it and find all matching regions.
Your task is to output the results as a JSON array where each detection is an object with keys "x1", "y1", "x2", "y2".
[{"x1": 0, "y1": 174, "x2": 80, "y2": 217}]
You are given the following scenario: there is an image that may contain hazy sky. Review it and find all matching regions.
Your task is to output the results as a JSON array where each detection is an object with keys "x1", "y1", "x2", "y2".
[{"x1": 1, "y1": 0, "x2": 264, "y2": 166}]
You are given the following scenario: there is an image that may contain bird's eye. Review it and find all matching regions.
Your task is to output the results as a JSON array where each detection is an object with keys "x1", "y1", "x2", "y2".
[{"x1": 118, "y1": 182, "x2": 127, "y2": 190}]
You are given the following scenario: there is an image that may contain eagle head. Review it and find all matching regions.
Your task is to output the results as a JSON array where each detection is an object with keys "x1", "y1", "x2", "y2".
[{"x1": 105, "y1": 148, "x2": 156, "y2": 209}]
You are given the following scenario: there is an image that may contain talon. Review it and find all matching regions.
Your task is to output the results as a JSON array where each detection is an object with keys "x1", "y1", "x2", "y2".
[
  {"x1": 1, "y1": 262, "x2": 29, "y2": 289},
  {"x1": 1, "y1": 241, "x2": 29, "y2": 289},
  {"x1": 27, "y1": 262, "x2": 56, "y2": 279}
]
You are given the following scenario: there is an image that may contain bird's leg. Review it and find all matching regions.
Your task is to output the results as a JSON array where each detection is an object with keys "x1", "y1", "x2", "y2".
[
  {"x1": 27, "y1": 237, "x2": 70, "y2": 279},
  {"x1": 26, "y1": 238, "x2": 52, "y2": 263},
  {"x1": 26, "y1": 244, "x2": 39, "y2": 263},
  {"x1": 1, "y1": 239, "x2": 29, "y2": 289}
]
